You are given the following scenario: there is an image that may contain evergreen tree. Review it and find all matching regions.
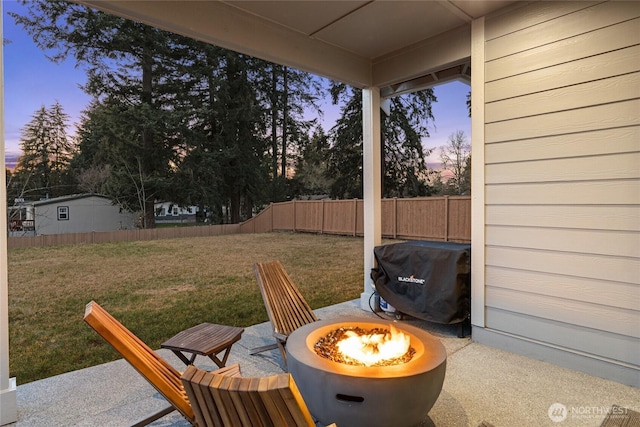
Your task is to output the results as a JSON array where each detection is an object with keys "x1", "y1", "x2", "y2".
[
  {"x1": 291, "y1": 127, "x2": 332, "y2": 196},
  {"x1": 326, "y1": 85, "x2": 364, "y2": 199},
  {"x1": 382, "y1": 94, "x2": 434, "y2": 197},
  {"x1": 327, "y1": 84, "x2": 435, "y2": 199},
  {"x1": 157, "y1": 39, "x2": 228, "y2": 222},
  {"x1": 13, "y1": 101, "x2": 74, "y2": 199},
  {"x1": 72, "y1": 98, "x2": 159, "y2": 215},
  {"x1": 461, "y1": 155, "x2": 471, "y2": 195},
  {"x1": 278, "y1": 67, "x2": 323, "y2": 180},
  {"x1": 216, "y1": 52, "x2": 266, "y2": 223},
  {"x1": 168, "y1": 42, "x2": 271, "y2": 223},
  {"x1": 253, "y1": 63, "x2": 323, "y2": 202}
]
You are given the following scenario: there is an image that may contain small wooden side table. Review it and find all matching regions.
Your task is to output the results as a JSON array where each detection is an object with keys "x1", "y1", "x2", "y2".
[{"x1": 161, "y1": 322, "x2": 244, "y2": 368}]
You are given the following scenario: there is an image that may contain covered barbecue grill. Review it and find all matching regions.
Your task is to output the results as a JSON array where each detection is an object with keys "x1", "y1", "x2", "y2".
[{"x1": 372, "y1": 240, "x2": 471, "y2": 334}]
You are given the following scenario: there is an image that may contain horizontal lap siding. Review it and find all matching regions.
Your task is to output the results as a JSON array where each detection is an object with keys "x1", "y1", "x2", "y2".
[
  {"x1": 486, "y1": 205, "x2": 640, "y2": 231},
  {"x1": 486, "y1": 73, "x2": 640, "y2": 124},
  {"x1": 486, "y1": 179, "x2": 638, "y2": 204},
  {"x1": 484, "y1": 1, "x2": 640, "y2": 370},
  {"x1": 485, "y1": 308, "x2": 640, "y2": 367},
  {"x1": 485, "y1": 126, "x2": 640, "y2": 163},
  {"x1": 486, "y1": 246, "x2": 638, "y2": 285}
]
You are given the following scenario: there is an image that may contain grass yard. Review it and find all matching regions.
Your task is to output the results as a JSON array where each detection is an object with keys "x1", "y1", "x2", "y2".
[{"x1": 8, "y1": 232, "x2": 371, "y2": 384}]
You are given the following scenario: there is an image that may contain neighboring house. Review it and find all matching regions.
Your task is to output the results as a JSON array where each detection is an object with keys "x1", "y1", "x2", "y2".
[
  {"x1": 7, "y1": 201, "x2": 35, "y2": 237},
  {"x1": 18, "y1": 194, "x2": 137, "y2": 236},
  {"x1": 154, "y1": 202, "x2": 199, "y2": 224}
]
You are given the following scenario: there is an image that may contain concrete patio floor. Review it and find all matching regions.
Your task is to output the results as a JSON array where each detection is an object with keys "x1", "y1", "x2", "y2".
[{"x1": 10, "y1": 300, "x2": 640, "y2": 427}]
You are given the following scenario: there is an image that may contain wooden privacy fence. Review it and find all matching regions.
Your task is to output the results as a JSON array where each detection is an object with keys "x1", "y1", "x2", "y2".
[
  {"x1": 8, "y1": 196, "x2": 470, "y2": 249},
  {"x1": 239, "y1": 196, "x2": 470, "y2": 242},
  {"x1": 8, "y1": 223, "x2": 241, "y2": 249}
]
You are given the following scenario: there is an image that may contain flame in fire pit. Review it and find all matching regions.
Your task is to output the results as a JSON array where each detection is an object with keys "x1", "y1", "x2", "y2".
[{"x1": 324, "y1": 324, "x2": 410, "y2": 367}]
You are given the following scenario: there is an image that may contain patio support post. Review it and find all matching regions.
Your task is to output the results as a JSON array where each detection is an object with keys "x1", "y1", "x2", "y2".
[
  {"x1": 470, "y1": 17, "x2": 486, "y2": 329},
  {"x1": 360, "y1": 87, "x2": 382, "y2": 312},
  {"x1": 0, "y1": 1, "x2": 18, "y2": 422}
]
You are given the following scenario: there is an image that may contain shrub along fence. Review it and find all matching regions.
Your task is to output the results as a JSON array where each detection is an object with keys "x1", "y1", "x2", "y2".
[{"x1": 8, "y1": 196, "x2": 470, "y2": 249}]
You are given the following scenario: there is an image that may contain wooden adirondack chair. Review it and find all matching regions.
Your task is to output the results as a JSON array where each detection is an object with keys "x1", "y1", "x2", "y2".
[
  {"x1": 181, "y1": 364, "x2": 337, "y2": 427},
  {"x1": 249, "y1": 261, "x2": 318, "y2": 366},
  {"x1": 83, "y1": 301, "x2": 241, "y2": 426}
]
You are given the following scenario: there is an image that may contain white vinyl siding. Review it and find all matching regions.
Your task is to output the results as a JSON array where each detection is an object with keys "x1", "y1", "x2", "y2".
[
  {"x1": 479, "y1": 1, "x2": 640, "y2": 385},
  {"x1": 34, "y1": 195, "x2": 136, "y2": 235}
]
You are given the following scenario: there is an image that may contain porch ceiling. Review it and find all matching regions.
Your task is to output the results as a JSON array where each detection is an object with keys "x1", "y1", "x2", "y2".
[{"x1": 74, "y1": 0, "x2": 515, "y2": 93}]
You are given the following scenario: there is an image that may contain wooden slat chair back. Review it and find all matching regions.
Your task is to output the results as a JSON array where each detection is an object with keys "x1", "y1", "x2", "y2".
[
  {"x1": 251, "y1": 261, "x2": 318, "y2": 364},
  {"x1": 181, "y1": 364, "x2": 336, "y2": 427},
  {"x1": 83, "y1": 300, "x2": 195, "y2": 425}
]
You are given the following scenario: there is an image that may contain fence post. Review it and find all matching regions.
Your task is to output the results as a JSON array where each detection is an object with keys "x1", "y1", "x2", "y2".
[
  {"x1": 393, "y1": 198, "x2": 398, "y2": 239},
  {"x1": 292, "y1": 200, "x2": 296, "y2": 232},
  {"x1": 444, "y1": 196, "x2": 449, "y2": 242},
  {"x1": 320, "y1": 200, "x2": 325, "y2": 234},
  {"x1": 353, "y1": 198, "x2": 357, "y2": 237}
]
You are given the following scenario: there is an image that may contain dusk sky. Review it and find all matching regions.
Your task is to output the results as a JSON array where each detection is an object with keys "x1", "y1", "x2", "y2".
[{"x1": 3, "y1": 0, "x2": 470, "y2": 169}]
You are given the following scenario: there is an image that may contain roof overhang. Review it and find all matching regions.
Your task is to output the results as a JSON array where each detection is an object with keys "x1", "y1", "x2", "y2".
[{"x1": 72, "y1": 1, "x2": 516, "y2": 94}]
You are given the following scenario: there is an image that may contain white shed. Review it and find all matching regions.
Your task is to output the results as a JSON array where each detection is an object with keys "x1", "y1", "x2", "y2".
[{"x1": 30, "y1": 194, "x2": 137, "y2": 235}]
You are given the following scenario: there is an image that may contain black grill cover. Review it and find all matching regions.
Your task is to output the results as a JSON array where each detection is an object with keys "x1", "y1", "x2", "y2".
[{"x1": 372, "y1": 240, "x2": 471, "y2": 324}]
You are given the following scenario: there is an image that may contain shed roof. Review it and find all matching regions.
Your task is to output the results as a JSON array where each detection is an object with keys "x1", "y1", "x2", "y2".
[{"x1": 31, "y1": 193, "x2": 112, "y2": 207}]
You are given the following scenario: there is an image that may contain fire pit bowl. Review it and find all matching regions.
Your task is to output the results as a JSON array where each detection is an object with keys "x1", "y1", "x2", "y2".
[{"x1": 286, "y1": 317, "x2": 446, "y2": 427}]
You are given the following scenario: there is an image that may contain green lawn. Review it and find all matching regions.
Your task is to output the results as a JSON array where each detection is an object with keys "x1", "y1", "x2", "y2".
[{"x1": 8, "y1": 232, "x2": 371, "y2": 384}]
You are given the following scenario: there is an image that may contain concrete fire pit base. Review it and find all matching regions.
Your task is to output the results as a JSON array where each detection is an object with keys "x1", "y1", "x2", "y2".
[{"x1": 286, "y1": 317, "x2": 447, "y2": 427}]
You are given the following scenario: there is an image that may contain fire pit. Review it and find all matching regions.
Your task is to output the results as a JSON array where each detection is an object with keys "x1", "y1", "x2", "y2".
[{"x1": 286, "y1": 317, "x2": 446, "y2": 427}]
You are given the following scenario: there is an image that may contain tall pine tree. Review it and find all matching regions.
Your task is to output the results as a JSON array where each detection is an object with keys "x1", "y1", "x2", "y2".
[
  {"x1": 13, "y1": 101, "x2": 74, "y2": 199},
  {"x1": 327, "y1": 84, "x2": 435, "y2": 199}
]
